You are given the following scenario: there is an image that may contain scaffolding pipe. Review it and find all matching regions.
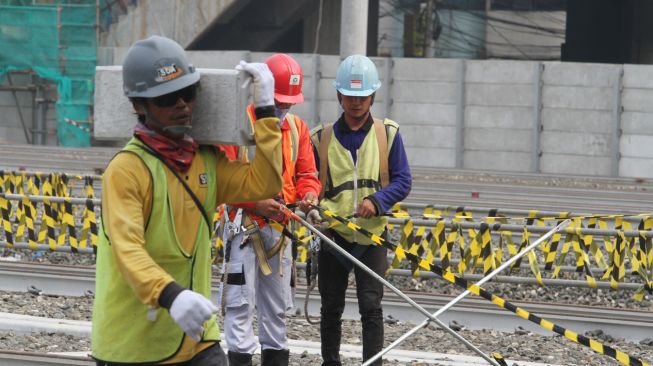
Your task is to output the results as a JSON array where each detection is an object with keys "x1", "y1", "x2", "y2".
[{"x1": 6, "y1": 74, "x2": 32, "y2": 144}]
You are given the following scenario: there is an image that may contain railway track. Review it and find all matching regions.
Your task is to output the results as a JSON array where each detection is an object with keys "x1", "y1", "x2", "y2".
[
  {"x1": 0, "y1": 342, "x2": 563, "y2": 366},
  {"x1": 1, "y1": 261, "x2": 651, "y2": 342}
]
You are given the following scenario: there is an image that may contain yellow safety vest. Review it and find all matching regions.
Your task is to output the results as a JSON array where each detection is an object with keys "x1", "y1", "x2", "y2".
[
  {"x1": 92, "y1": 138, "x2": 219, "y2": 363},
  {"x1": 310, "y1": 119, "x2": 398, "y2": 245}
]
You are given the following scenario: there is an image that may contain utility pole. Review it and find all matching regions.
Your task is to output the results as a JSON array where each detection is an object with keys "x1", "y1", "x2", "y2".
[
  {"x1": 423, "y1": 0, "x2": 435, "y2": 58},
  {"x1": 340, "y1": 0, "x2": 369, "y2": 57}
]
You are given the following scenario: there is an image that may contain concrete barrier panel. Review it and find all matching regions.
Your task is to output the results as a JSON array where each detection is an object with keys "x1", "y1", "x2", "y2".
[
  {"x1": 187, "y1": 51, "x2": 250, "y2": 69},
  {"x1": 392, "y1": 81, "x2": 458, "y2": 103},
  {"x1": 466, "y1": 84, "x2": 533, "y2": 107},
  {"x1": 621, "y1": 135, "x2": 653, "y2": 158},
  {"x1": 542, "y1": 86, "x2": 612, "y2": 110},
  {"x1": 466, "y1": 106, "x2": 532, "y2": 129},
  {"x1": 621, "y1": 112, "x2": 653, "y2": 134},
  {"x1": 316, "y1": 100, "x2": 340, "y2": 123},
  {"x1": 94, "y1": 66, "x2": 251, "y2": 145},
  {"x1": 543, "y1": 62, "x2": 617, "y2": 87},
  {"x1": 466, "y1": 60, "x2": 534, "y2": 84},
  {"x1": 390, "y1": 103, "x2": 456, "y2": 126},
  {"x1": 541, "y1": 108, "x2": 612, "y2": 133},
  {"x1": 393, "y1": 58, "x2": 460, "y2": 81},
  {"x1": 464, "y1": 150, "x2": 531, "y2": 171},
  {"x1": 619, "y1": 157, "x2": 653, "y2": 178},
  {"x1": 621, "y1": 88, "x2": 653, "y2": 113},
  {"x1": 540, "y1": 154, "x2": 612, "y2": 176},
  {"x1": 406, "y1": 147, "x2": 455, "y2": 168},
  {"x1": 401, "y1": 125, "x2": 456, "y2": 149},
  {"x1": 541, "y1": 131, "x2": 610, "y2": 156},
  {"x1": 465, "y1": 128, "x2": 531, "y2": 152},
  {"x1": 623, "y1": 64, "x2": 653, "y2": 88}
]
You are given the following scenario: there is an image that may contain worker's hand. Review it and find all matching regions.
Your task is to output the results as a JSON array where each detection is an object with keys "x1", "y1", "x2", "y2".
[
  {"x1": 307, "y1": 209, "x2": 322, "y2": 225},
  {"x1": 169, "y1": 290, "x2": 217, "y2": 342},
  {"x1": 236, "y1": 61, "x2": 274, "y2": 108},
  {"x1": 298, "y1": 192, "x2": 318, "y2": 213},
  {"x1": 255, "y1": 198, "x2": 285, "y2": 221},
  {"x1": 356, "y1": 198, "x2": 377, "y2": 219}
]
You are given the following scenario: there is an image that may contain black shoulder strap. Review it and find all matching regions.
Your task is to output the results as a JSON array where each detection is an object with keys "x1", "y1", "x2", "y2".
[{"x1": 134, "y1": 138, "x2": 212, "y2": 235}]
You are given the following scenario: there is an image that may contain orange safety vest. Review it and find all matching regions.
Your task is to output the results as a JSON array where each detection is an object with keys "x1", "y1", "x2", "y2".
[{"x1": 246, "y1": 104, "x2": 299, "y2": 203}]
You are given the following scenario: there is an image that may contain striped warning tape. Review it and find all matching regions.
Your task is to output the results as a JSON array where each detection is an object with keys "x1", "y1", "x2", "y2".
[{"x1": 314, "y1": 205, "x2": 651, "y2": 366}]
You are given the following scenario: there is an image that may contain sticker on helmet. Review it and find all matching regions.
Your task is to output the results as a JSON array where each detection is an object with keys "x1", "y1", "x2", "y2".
[
  {"x1": 289, "y1": 75, "x2": 301, "y2": 85},
  {"x1": 350, "y1": 80, "x2": 362, "y2": 89},
  {"x1": 155, "y1": 64, "x2": 182, "y2": 82}
]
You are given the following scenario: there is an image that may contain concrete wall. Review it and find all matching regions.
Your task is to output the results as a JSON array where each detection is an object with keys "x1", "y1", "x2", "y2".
[
  {"x1": 99, "y1": 0, "x2": 239, "y2": 48},
  {"x1": 8, "y1": 49, "x2": 651, "y2": 179}
]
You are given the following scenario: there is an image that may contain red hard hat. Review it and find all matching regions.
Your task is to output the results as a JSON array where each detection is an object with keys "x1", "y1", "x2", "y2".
[{"x1": 265, "y1": 53, "x2": 304, "y2": 104}]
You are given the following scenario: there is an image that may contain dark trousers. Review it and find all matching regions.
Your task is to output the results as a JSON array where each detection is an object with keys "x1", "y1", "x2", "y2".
[
  {"x1": 318, "y1": 231, "x2": 388, "y2": 366},
  {"x1": 95, "y1": 342, "x2": 228, "y2": 366}
]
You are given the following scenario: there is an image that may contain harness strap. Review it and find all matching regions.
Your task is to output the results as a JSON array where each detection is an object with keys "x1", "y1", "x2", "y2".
[
  {"x1": 318, "y1": 123, "x2": 333, "y2": 199},
  {"x1": 373, "y1": 118, "x2": 389, "y2": 188},
  {"x1": 242, "y1": 215, "x2": 273, "y2": 276}
]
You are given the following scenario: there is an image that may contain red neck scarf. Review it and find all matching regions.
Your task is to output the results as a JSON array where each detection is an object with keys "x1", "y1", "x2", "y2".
[{"x1": 133, "y1": 123, "x2": 198, "y2": 173}]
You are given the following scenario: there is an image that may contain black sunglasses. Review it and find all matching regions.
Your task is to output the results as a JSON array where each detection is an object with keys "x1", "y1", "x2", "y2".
[{"x1": 151, "y1": 83, "x2": 199, "y2": 107}]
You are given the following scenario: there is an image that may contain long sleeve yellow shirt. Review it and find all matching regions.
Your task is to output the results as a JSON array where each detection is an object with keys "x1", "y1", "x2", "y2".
[{"x1": 100, "y1": 116, "x2": 282, "y2": 363}]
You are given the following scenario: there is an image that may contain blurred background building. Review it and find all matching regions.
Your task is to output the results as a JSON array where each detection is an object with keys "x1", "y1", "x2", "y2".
[{"x1": 1, "y1": 0, "x2": 653, "y2": 173}]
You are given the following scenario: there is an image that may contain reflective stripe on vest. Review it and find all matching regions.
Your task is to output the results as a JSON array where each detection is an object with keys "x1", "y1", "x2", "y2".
[
  {"x1": 315, "y1": 123, "x2": 395, "y2": 245},
  {"x1": 92, "y1": 138, "x2": 219, "y2": 363}
]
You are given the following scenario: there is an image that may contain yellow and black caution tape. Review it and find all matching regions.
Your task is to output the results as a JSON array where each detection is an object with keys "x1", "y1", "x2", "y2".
[{"x1": 314, "y1": 206, "x2": 651, "y2": 366}]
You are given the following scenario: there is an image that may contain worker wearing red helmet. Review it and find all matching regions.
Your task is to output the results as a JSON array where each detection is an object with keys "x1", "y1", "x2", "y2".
[{"x1": 221, "y1": 53, "x2": 321, "y2": 366}]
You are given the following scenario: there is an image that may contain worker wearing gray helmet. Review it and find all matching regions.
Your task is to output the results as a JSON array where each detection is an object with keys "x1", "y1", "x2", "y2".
[{"x1": 91, "y1": 35, "x2": 283, "y2": 365}]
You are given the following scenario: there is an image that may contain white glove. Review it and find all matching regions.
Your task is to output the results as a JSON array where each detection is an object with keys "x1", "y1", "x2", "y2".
[
  {"x1": 169, "y1": 290, "x2": 217, "y2": 342},
  {"x1": 236, "y1": 60, "x2": 275, "y2": 108},
  {"x1": 307, "y1": 209, "x2": 322, "y2": 225}
]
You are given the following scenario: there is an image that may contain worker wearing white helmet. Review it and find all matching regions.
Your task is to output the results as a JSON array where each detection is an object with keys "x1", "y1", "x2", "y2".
[{"x1": 310, "y1": 54, "x2": 412, "y2": 366}]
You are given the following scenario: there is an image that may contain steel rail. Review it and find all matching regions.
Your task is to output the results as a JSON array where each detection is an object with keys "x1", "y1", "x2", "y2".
[
  {"x1": 0, "y1": 351, "x2": 93, "y2": 366},
  {"x1": 0, "y1": 248, "x2": 647, "y2": 288},
  {"x1": 0, "y1": 262, "x2": 652, "y2": 341},
  {"x1": 0, "y1": 331, "x2": 564, "y2": 366}
]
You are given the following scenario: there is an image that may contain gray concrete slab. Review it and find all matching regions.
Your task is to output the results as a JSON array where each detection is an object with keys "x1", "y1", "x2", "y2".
[{"x1": 93, "y1": 66, "x2": 251, "y2": 145}]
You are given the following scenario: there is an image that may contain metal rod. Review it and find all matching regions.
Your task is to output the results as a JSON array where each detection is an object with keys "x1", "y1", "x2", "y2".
[
  {"x1": 388, "y1": 217, "x2": 653, "y2": 238},
  {"x1": 364, "y1": 220, "x2": 571, "y2": 365},
  {"x1": 0, "y1": 242, "x2": 94, "y2": 254},
  {"x1": 1, "y1": 193, "x2": 100, "y2": 205},
  {"x1": 287, "y1": 209, "x2": 501, "y2": 366},
  {"x1": 295, "y1": 264, "x2": 646, "y2": 289},
  {"x1": 6, "y1": 74, "x2": 32, "y2": 144},
  {"x1": 396, "y1": 202, "x2": 645, "y2": 223},
  {"x1": 0, "y1": 170, "x2": 102, "y2": 180}
]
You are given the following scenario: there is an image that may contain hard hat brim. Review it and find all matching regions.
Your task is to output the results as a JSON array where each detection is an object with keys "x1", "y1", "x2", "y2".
[
  {"x1": 336, "y1": 88, "x2": 376, "y2": 97},
  {"x1": 274, "y1": 92, "x2": 304, "y2": 104},
  {"x1": 125, "y1": 71, "x2": 200, "y2": 98}
]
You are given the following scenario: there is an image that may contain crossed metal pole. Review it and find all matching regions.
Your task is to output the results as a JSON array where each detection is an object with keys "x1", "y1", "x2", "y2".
[
  {"x1": 286, "y1": 208, "x2": 502, "y2": 366},
  {"x1": 363, "y1": 219, "x2": 571, "y2": 365}
]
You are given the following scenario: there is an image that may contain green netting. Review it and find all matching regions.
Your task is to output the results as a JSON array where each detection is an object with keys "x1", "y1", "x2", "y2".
[{"x1": 0, "y1": 0, "x2": 97, "y2": 147}]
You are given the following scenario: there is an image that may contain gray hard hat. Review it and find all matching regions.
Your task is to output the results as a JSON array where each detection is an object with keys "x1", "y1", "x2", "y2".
[{"x1": 122, "y1": 35, "x2": 200, "y2": 98}]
